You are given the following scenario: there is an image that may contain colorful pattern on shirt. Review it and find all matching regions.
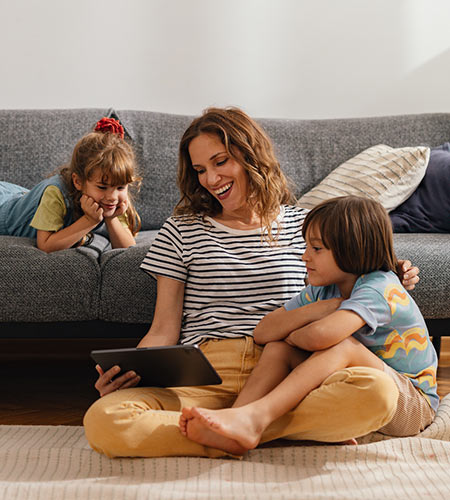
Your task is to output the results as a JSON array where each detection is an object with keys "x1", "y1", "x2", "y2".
[
  {"x1": 285, "y1": 270, "x2": 439, "y2": 411},
  {"x1": 141, "y1": 205, "x2": 308, "y2": 345}
]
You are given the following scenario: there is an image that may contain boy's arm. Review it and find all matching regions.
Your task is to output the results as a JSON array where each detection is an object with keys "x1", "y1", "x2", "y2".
[
  {"x1": 253, "y1": 297, "x2": 344, "y2": 345},
  {"x1": 285, "y1": 309, "x2": 365, "y2": 351}
]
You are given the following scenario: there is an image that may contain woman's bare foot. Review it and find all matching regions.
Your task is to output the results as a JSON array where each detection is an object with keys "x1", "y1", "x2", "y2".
[
  {"x1": 339, "y1": 438, "x2": 358, "y2": 445},
  {"x1": 179, "y1": 407, "x2": 248, "y2": 455},
  {"x1": 179, "y1": 409, "x2": 190, "y2": 436}
]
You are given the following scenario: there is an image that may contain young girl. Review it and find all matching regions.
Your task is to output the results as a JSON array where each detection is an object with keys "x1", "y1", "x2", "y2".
[
  {"x1": 0, "y1": 117, "x2": 141, "y2": 252},
  {"x1": 179, "y1": 195, "x2": 439, "y2": 455}
]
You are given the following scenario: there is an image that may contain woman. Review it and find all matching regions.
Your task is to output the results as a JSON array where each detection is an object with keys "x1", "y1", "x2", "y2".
[{"x1": 83, "y1": 107, "x2": 419, "y2": 458}]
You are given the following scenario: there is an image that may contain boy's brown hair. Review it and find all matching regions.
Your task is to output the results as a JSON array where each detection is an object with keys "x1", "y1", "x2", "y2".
[{"x1": 302, "y1": 196, "x2": 398, "y2": 275}]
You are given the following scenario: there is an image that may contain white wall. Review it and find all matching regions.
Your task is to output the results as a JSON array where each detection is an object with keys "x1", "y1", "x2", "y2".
[{"x1": 1, "y1": 0, "x2": 449, "y2": 119}]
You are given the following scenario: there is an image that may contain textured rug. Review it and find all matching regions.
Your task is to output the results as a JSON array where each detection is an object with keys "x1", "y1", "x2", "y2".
[{"x1": 2, "y1": 395, "x2": 450, "y2": 500}]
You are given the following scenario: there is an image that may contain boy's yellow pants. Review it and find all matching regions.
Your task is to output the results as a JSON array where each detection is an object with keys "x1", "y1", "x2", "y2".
[{"x1": 84, "y1": 337, "x2": 398, "y2": 458}]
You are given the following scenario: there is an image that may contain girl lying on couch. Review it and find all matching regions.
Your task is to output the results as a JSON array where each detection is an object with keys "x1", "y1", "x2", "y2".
[{"x1": 0, "y1": 118, "x2": 141, "y2": 252}]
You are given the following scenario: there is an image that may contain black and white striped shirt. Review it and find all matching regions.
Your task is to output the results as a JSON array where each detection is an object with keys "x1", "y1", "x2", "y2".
[{"x1": 140, "y1": 205, "x2": 308, "y2": 345}]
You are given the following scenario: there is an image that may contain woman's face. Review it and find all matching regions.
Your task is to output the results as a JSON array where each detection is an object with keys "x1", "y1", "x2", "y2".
[{"x1": 188, "y1": 133, "x2": 251, "y2": 217}]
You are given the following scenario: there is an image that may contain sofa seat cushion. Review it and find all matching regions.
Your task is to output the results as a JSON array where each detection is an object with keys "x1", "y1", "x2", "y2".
[
  {"x1": 393, "y1": 233, "x2": 450, "y2": 319},
  {"x1": 0, "y1": 237, "x2": 101, "y2": 322},
  {"x1": 99, "y1": 231, "x2": 159, "y2": 323}
]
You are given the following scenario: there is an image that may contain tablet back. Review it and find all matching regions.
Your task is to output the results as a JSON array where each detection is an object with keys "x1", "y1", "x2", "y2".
[{"x1": 91, "y1": 345, "x2": 222, "y2": 387}]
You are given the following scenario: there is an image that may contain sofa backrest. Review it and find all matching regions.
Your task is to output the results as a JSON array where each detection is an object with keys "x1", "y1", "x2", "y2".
[
  {"x1": 259, "y1": 113, "x2": 450, "y2": 199},
  {"x1": 113, "y1": 110, "x2": 192, "y2": 231},
  {"x1": 0, "y1": 108, "x2": 112, "y2": 187},
  {"x1": 2, "y1": 109, "x2": 450, "y2": 231}
]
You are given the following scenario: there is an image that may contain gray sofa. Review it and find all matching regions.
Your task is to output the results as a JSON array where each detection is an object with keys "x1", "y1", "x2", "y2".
[{"x1": 1, "y1": 109, "x2": 449, "y2": 355}]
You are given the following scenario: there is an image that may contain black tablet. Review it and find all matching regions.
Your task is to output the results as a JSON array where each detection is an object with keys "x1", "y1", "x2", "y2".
[{"x1": 90, "y1": 345, "x2": 222, "y2": 387}]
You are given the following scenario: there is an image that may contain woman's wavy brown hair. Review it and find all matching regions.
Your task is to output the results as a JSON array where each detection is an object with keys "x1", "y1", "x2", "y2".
[
  {"x1": 175, "y1": 107, "x2": 295, "y2": 242},
  {"x1": 302, "y1": 196, "x2": 398, "y2": 276},
  {"x1": 59, "y1": 130, "x2": 142, "y2": 236}
]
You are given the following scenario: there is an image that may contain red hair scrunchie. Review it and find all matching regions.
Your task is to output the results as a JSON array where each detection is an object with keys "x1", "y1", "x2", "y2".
[{"x1": 94, "y1": 117, "x2": 125, "y2": 139}]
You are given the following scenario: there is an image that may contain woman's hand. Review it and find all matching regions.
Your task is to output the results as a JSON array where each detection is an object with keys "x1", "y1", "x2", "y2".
[
  {"x1": 93, "y1": 277, "x2": 184, "y2": 398},
  {"x1": 81, "y1": 194, "x2": 104, "y2": 224},
  {"x1": 94, "y1": 364, "x2": 141, "y2": 397},
  {"x1": 397, "y1": 259, "x2": 420, "y2": 290}
]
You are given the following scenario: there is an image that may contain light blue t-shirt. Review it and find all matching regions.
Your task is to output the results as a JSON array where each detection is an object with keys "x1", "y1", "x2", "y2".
[{"x1": 285, "y1": 270, "x2": 439, "y2": 412}]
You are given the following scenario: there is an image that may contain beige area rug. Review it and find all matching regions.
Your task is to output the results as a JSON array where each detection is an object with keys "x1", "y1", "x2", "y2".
[{"x1": 2, "y1": 395, "x2": 450, "y2": 500}]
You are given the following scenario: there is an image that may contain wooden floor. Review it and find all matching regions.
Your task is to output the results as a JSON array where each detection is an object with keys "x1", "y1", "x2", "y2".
[{"x1": 1, "y1": 337, "x2": 449, "y2": 426}]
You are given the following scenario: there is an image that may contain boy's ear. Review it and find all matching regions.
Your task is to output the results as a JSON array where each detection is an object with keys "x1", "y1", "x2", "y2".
[{"x1": 72, "y1": 173, "x2": 83, "y2": 191}]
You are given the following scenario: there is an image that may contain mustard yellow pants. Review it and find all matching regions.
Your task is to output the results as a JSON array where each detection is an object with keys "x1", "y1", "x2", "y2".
[{"x1": 83, "y1": 337, "x2": 399, "y2": 458}]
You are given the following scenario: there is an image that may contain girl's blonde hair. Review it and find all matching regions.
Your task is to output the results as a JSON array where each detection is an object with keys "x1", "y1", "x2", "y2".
[
  {"x1": 175, "y1": 107, "x2": 295, "y2": 241},
  {"x1": 302, "y1": 196, "x2": 398, "y2": 275},
  {"x1": 60, "y1": 130, "x2": 142, "y2": 235}
]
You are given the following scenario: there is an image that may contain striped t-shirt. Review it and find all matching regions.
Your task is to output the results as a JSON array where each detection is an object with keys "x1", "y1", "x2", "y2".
[{"x1": 140, "y1": 205, "x2": 308, "y2": 345}]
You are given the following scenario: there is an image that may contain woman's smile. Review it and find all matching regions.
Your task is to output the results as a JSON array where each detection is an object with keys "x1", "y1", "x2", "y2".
[
  {"x1": 188, "y1": 133, "x2": 257, "y2": 225},
  {"x1": 214, "y1": 181, "x2": 233, "y2": 198}
]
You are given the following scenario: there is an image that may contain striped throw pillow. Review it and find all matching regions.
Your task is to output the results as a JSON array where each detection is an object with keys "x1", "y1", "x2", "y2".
[{"x1": 297, "y1": 144, "x2": 430, "y2": 212}]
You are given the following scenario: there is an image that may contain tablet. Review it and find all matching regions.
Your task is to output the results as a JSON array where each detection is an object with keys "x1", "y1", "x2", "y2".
[{"x1": 90, "y1": 345, "x2": 222, "y2": 387}]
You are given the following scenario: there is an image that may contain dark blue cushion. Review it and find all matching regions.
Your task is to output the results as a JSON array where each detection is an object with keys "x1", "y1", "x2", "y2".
[{"x1": 390, "y1": 143, "x2": 450, "y2": 233}]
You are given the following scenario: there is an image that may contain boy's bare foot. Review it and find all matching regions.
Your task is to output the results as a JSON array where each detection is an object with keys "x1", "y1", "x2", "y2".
[
  {"x1": 188, "y1": 406, "x2": 265, "y2": 452},
  {"x1": 179, "y1": 407, "x2": 248, "y2": 455}
]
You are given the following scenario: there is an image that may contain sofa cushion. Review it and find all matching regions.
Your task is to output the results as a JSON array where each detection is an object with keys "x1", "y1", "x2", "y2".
[
  {"x1": 0, "y1": 237, "x2": 101, "y2": 322},
  {"x1": 390, "y1": 143, "x2": 450, "y2": 233},
  {"x1": 112, "y1": 110, "x2": 450, "y2": 230},
  {"x1": 0, "y1": 108, "x2": 115, "y2": 188},
  {"x1": 258, "y1": 113, "x2": 450, "y2": 201},
  {"x1": 296, "y1": 144, "x2": 430, "y2": 211},
  {"x1": 113, "y1": 111, "x2": 193, "y2": 231},
  {"x1": 393, "y1": 233, "x2": 450, "y2": 319},
  {"x1": 99, "y1": 231, "x2": 159, "y2": 323}
]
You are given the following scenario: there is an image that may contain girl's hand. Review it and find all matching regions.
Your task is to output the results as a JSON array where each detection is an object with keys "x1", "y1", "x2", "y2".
[
  {"x1": 94, "y1": 364, "x2": 141, "y2": 397},
  {"x1": 397, "y1": 259, "x2": 420, "y2": 290},
  {"x1": 104, "y1": 198, "x2": 129, "y2": 220},
  {"x1": 81, "y1": 194, "x2": 104, "y2": 224}
]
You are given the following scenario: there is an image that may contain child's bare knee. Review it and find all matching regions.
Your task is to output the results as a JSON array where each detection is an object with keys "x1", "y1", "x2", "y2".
[{"x1": 263, "y1": 340, "x2": 292, "y2": 357}]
